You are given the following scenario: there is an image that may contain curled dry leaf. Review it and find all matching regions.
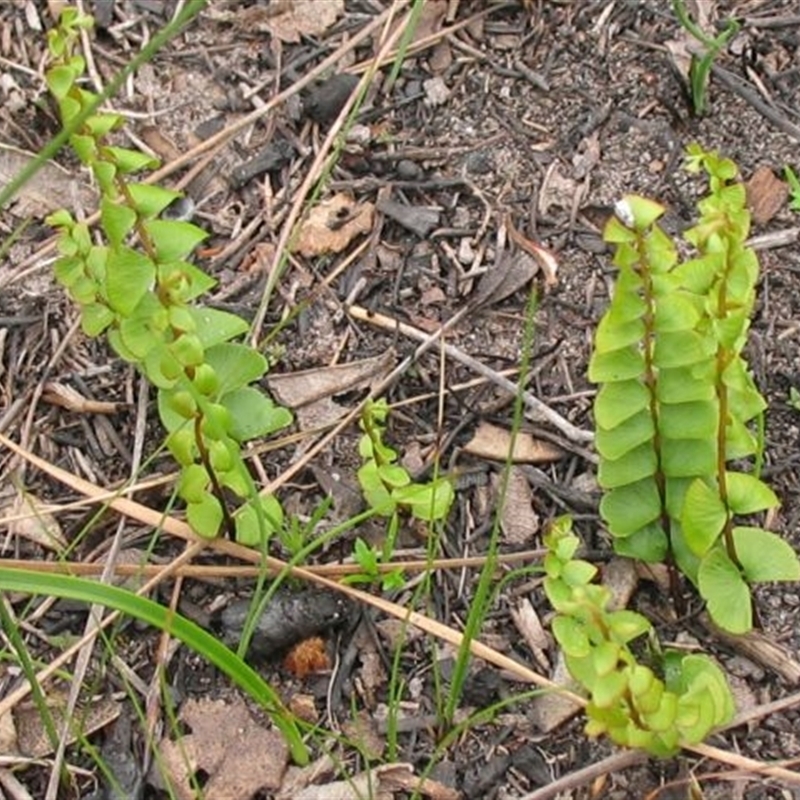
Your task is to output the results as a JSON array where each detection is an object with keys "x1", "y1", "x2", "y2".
[
  {"x1": 509, "y1": 598, "x2": 551, "y2": 672},
  {"x1": 463, "y1": 421, "x2": 563, "y2": 464},
  {"x1": 294, "y1": 193, "x2": 374, "y2": 258},
  {"x1": 291, "y1": 762, "x2": 458, "y2": 800},
  {"x1": 1, "y1": 143, "x2": 95, "y2": 219},
  {"x1": 268, "y1": 350, "x2": 395, "y2": 409},
  {"x1": 506, "y1": 216, "x2": 558, "y2": 288}
]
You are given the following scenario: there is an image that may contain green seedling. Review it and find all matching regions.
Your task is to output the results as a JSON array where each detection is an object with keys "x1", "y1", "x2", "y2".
[
  {"x1": 346, "y1": 399, "x2": 454, "y2": 590},
  {"x1": 784, "y1": 165, "x2": 800, "y2": 211},
  {"x1": 590, "y1": 145, "x2": 800, "y2": 633},
  {"x1": 544, "y1": 516, "x2": 734, "y2": 757},
  {"x1": 789, "y1": 387, "x2": 800, "y2": 412},
  {"x1": 672, "y1": 0, "x2": 740, "y2": 116},
  {"x1": 45, "y1": 9, "x2": 292, "y2": 543}
]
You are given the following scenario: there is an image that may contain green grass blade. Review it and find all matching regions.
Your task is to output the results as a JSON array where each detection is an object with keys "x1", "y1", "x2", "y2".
[
  {"x1": 0, "y1": 0, "x2": 207, "y2": 212},
  {"x1": 0, "y1": 568, "x2": 308, "y2": 765}
]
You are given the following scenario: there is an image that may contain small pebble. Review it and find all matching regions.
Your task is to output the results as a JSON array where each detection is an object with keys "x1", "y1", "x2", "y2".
[{"x1": 396, "y1": 159, "x2": 421, "y2": 180}]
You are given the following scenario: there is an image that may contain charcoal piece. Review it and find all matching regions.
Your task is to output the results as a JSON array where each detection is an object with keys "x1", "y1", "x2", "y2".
[
  {"x1": 92, "y1": 0, "x2": 115, "y2": 29},
  {"x1": 462, "y1": 753, "x2": 511, "y2": 798},
  {"x1": 462, "y1": 666, "x2": 503, "y2": 706},
  {"x1": 376, "y1": 196, "x2": 441, "y2": 238},
  {"x1": 82, "y1": 710, "x2": 144, "y2": 800},
  {"x1": 216, "y1": 587, "x2": 353, "y2": 659},
  {"x1": 304, "y1": 74, "x2": 360, "y2": 126},
  {"x1": 194, "y1": 114, "x2": 226, "y2": 141},
  {"x1": 229, "y1": 140, "x2": 295, "y2": 189},
  {"x1": 510, "y1": 744, "x2": 550, "y2": 787}
]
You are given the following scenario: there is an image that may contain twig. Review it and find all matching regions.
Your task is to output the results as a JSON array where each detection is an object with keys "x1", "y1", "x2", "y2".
[
  {"x1": 347, "y1": 304, "x2": 594, "y2": 443},
  {"x1": 517, "y1": 750, "x2": 647, "y2": 800},
  {"x1": 710, "y1": 63, "x2": 800, "y2": 143}
]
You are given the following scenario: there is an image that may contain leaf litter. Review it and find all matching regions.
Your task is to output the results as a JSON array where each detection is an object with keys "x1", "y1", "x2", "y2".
[{"x1": 3, "y1": 0, "x2": 800, "y2": 798}]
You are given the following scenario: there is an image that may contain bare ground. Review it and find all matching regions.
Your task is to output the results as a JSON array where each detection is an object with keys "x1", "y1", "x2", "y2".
[{"x1": 1, "y1": 1, "x2": 800, "y2": 798}]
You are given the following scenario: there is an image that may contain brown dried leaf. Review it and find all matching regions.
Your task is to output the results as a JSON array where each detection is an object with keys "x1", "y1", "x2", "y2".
[
  {"x1": 463, "y1": 422, "x2": 563, "y2": 463},
  {"x1": 509, "y1": 598, "x2": 551, "y2": 672},
  {"x1": 16, "y1": 693, "x2": 119, "y2": 758},
  {"x1": 529, "y1": 652, "x2": 582, "y2": 732},
  {"x1": 746, "y1": 165, "x2": 789, "y2": 225},
  {"x1": 208, "y1": 1, "x2": 344, "y2": 43},
  {"x1": 494, "y1": 467, "x2": 539, "y2": 545},
  {"x1": 153, "y1": 698, "x2": 288, "y2": 800},
  {"x1": 268, "y1": 350, "x2": 395, "y2": 409},
  {"x1": 572, "y1": 131, "x2": 601, "y2": 180},
  {"x1": 0, "y1": 712, "x2": 18, "y2": 756},
  {"x1": 294, "y1": 194, "x2": 374, "y2": 257},
  {"x1": 471, "y1": 250, "x2": 540, "y2": 309},
  {"x1": 506, "y1": 217, "x2": 558, "y2": 288},
  {"x1": 603, "y1": 557, "x2": 639, "y2": 611},
  {"x1": 291, "y1": 763, "x2": 450, "y2": 800},
  {"x1": 538, "y1": 162, "x2": 578, "y2": 215}
]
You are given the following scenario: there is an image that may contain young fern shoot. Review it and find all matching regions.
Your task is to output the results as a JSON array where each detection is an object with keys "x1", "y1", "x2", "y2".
[
  {"x1": 45, "y1": 9, "x2": 292, "y2": 544},
  {"x1": 544, "y1": 517, "x2": 734, "y2": 756},
  {"x1": 590, "y1": 147, "x2": 800, "y2": 633}
]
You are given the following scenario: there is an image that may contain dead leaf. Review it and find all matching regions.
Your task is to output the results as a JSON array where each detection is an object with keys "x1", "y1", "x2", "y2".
[
  {"x1": 470, "y1": 250, "x2": 540, "y2": 309},
  {"x1": 340, "y1": 711, "x2": 384, "y2": 760},
  {"x1": 6, "y1": 491, "x2": 66, "y2": 553},
  {"x1": 269, "y1": 354, "x2": 392, "y2": 407},
  {"x1": 377, "y1": 196, "x2": 441, "y2": 237},
  {"x1": 268, "y1": 349, "x2": 394, "y2": 430},
  {"x1": 463, "y1": 422, "x2": 563, "y2": 463},
  {"x1": 603, "y1": 557, "x2": 639, "y2": 611},
  {"x1": 529, "y1": 652, "x2": 582, "y2": 732},
  {"x1": 0, "y1": 712, "x2": 18, "y2": 756},
  {"x1": 493, "y1": 467, "x2": 539, "y2": 545},
  {"x1": 423, "y1": 76, "x2": 451, "y2": 106},
  {"x1": 291, "y1": 763, "x2": 451, "y2": 800},
  {"x1": 152, "y1": 698, "x2": 288, "y2": 800},
  {"x1": 1, "y1": 143, "x2": 96, "y2": 219},
  {"x1": 746, "y1": 165, "x2": 789, "y2": 225},
  {"x1": 506, "y1": 217, "x2": 558, "y2": 288},
  {"x1": 16, "y1": 693, "x2": 119, "y2": 758},
  {"x1": 538, "y1": 162, "x2": 579, "y2": 216},
  {"x1": 509, "y1": 598, "x2": 551, "y2": 671},
  {"x1": 207, "y1": 0, "x2": 344, "y2": 43},
  {"x1": 294, "y1": 194, "x2": 374, "y2": 257},
  {"x1": 288, "y1": 694, "x2": 319, "y2": 724},
  {"x1": 572, "y1": 131, "x2": 601, "y2": 180}
]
